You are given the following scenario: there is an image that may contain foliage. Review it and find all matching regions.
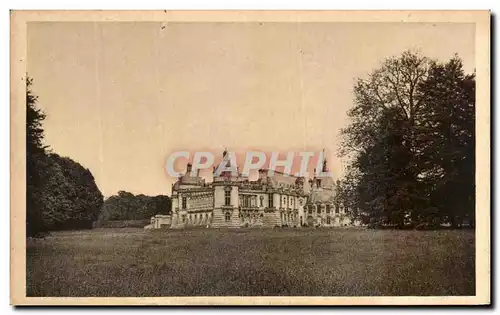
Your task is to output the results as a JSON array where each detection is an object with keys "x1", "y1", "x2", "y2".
[
  {"x1": 26, "y1": 76, "x2": 104, "y2": 236},
  {"x1": 37, "y1": 153, "x2": 104, "y2": 230},
  {"x1": 338, "y1": 52, "x2": 475, "y2": 228},
  {"x1": 26, "y1": 76, "x2": 48, "y2": 237},
  {"x1": 95, "y1": 191, "x2": 171, "y2": 225}
]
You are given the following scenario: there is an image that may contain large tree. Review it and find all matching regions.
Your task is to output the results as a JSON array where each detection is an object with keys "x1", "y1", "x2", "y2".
[
  {"x1": 38, "y1": 154, "x2": 104, "y2": 230},
  {"x1": 26, "y1": 77, "x2": 105, "y2": 235},
  {"x1": 417, "y1": 56, "x2": 475, "y2": 227},
  {"x1": 339, "y1": 52, "x2": 475, "y2": 228},
  {"x1": 26, "y1": 76, "x2": 48, "y2": 237},
  {"x1": 340, "y1": 51, "x2": 432, "y2": 227}
]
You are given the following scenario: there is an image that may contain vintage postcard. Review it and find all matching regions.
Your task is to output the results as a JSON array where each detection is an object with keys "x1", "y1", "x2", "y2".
[{"x1": 10, "y1": 10, "x2": 490, "y2": 305}]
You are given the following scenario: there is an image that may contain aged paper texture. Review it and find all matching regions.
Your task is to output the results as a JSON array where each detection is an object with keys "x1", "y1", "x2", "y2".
[{"x1": 11, "y1": 10, "x2": 490, "y2": 305}]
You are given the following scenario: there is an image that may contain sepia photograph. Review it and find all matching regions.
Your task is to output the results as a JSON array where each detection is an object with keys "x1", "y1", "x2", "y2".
[{"x1": 10, "y1": 10, "x2": 490, "y2": 305}]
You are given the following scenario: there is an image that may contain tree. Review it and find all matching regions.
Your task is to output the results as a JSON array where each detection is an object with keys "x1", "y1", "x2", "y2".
[
  {"x1": 339, "y1": 52, "x2": 475, "y2": 228},
  {"x1": 95, "y1": 192, "x2": 171, "y2": 226},
  {"x1": 26, "y1": 76, "x2": 105, "y2": 235},
  {"x1": 26, "y1": 76, "x2": 48, "y2": 237},
  {"x1": 38, "y1": 154, "x2": 104, "y2": 230},
  {"x1": 340, "y1": 51, "x2": 432, "y2": 227},
  {"x1": 417, "y1": 56, "x2": 475, "y2": 227}
]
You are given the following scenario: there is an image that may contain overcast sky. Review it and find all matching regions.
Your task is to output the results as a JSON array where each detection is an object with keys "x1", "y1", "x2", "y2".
[{"x1": 27, "y1": 22, "x2": 475, "y2": 197}]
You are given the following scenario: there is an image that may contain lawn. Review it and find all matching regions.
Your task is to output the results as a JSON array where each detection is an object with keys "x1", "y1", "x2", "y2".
[{"x1": 26, "y1": 228, "x2": 475, "y2": 296}]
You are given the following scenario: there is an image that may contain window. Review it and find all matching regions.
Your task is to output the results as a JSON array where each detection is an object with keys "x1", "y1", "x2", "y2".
[
  {"x1": 224, "y1": 186, "x2": 231, "y2": 206},
  {"x1": 182, "y1": 197, "x2": 187, "y2": 209},
  {"x1": 327, "y1": 217, "x2": 331, "y2": 224},
  {"x1": 317, "y1": 205, "x2": 321, "y2": 214},
  {"x1": 308, "y1": 205, "x2": 313, "y2": 214},
  {"x1": 243, "y1": 195, "x2": 251, "y2": 208},
  {"x1": 260, "y1": 196, "x2": 264, "y2": 207},
  {"x1": 182, "y1": 215, "x2": 186, "y2": 223},
  {"x1": 225, "y1": 212, "x2": 231, "y2": 222},
  {"x1": 326, "y1": 204, "x2": 331, "y2": 214},
  {"x1": 335, "y1": 205, "x2": 339, "y2": 214},
  {"x1": 194, "y1": 214, "x2": 197, "y2": 222},
  {"x1": 268, "y1": 194, "x2": 274, "y2": 208}
]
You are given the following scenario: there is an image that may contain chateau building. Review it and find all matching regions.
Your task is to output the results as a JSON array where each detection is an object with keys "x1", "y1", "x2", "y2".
[{"x1": 147, "y1": 149, "x2": 354, "y2": 229}]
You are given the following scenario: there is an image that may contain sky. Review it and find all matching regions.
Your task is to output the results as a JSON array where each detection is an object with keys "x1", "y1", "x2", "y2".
[{"x1": 27, "y1": 22, "x2": 475, "y2": 197}]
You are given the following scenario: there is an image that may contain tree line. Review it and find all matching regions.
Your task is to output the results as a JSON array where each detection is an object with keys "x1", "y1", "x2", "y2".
[
  {"x1": 336, "y1": 51, "x2": 475, "y2": 229},
  {"x1": 26, "y1": 76, "x2": 106, "y2": 236},
  {"x1": 26, "y1": 77, "x2": 170, "y2": 237},
  {"x1": 94, "y1": 191, "x2": 171, "y2": 227}
]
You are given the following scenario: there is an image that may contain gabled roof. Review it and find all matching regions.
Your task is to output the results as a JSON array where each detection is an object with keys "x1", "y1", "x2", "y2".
[{"x1": 307, "y1": 188, "x2": 335, "y2": 204}]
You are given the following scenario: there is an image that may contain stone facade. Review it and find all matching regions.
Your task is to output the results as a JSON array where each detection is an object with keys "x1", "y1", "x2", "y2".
[
  {"x1": 304, "y1": 161, "x2": 351, "y2": 227},
  {"x1": 148, "y1": 150, "x2": 356, "y2": 229},
  {"x1": 144, "y1": 214, "x2": 172, "y2": 229}
]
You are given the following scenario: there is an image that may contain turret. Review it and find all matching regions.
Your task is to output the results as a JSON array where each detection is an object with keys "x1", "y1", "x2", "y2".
[{"x1": 295, "y1": 177, "x2": 304, "y2": 189}]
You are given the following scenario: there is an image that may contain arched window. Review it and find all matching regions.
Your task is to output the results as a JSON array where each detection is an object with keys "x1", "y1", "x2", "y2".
[{"x1": 225, "y1": 212, "x2": 231, "y2": 222}]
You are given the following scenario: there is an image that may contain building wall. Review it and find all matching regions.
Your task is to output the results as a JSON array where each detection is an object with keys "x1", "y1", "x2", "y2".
[
  {"x1": 150, "y1": 162, "x2": 358, "y2": 229},
  {"x1": 263, "y1": 209, "x2": 280, "y2": 226},
  {"x1": 212, "y1": 184, "x2": 240, "y2": 228},
  {"x1": 304, "y1": 203, "x2": 352, "y2": 227},
  {"x1": 171, "y1": 188, "x2": 214, "y2": 228}
]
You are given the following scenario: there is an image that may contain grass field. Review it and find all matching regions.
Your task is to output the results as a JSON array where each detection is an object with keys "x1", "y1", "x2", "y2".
[{"x1": 26, "y1": 228, "x2": 475, "y2": 297}]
